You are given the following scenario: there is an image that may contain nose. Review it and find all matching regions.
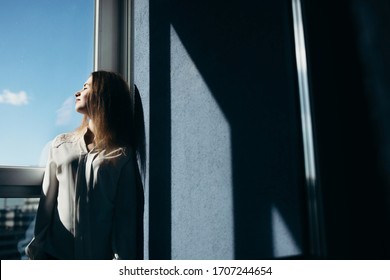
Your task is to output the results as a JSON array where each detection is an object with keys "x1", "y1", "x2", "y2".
[{"x1": 75, "y1": 91, "x2": 81, "y2": 97}]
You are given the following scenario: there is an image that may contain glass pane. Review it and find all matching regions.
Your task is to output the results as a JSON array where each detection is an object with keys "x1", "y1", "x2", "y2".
[
  {"x1": 0, "y1": 198, "x2": 38, "y2": 259},
  {"x1": 0, "y1": 0, "x2": 94, "y2": 259},
  {"x1": 0, "y1": 0, "x2": 94, "y2": 167}
]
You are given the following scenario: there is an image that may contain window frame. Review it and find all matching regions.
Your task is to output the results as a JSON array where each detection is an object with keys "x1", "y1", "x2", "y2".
[
  {"x1": 0, "y1": 167, "x2": 43, "y2": 198},
  {"x1": 291, "y1": 0, "x2": 326, "y2": 257}
]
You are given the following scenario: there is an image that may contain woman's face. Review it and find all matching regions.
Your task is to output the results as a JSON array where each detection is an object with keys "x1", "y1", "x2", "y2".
[{"x1": 75, "y1": 76, "x2": 92, "y2": 115}]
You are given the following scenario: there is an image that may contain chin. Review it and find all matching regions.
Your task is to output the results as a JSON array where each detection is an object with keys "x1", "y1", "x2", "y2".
[{"x1": 75, "y1": 108, "x2": 85, "y2": 114}]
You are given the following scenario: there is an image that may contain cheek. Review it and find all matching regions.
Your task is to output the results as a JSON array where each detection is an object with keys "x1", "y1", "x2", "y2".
[
  {"x1": 83, "y1": 92, "x2": 92, "y2": 102},
  {"x1": 80, "y1": 94, "x2": 89, "y2": 104}
]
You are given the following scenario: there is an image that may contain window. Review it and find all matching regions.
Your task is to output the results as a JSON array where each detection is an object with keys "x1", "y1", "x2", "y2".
[
  {"x1": 0, "y1": 0, "x2": 94, "y2": 259},
  {"x1": 0, "y1": 0, "x2": 94, "y2": 167}
]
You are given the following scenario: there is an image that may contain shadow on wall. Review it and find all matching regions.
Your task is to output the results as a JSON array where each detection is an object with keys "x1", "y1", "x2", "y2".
[
  {"x1": 148, "y1": 0, "x2": 308, "y2": 259},
  {"x1": 149, "y1": 0, "x2": 172, "y2": 259}
]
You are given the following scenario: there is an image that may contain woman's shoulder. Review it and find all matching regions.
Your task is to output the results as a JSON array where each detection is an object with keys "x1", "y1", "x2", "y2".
[{"x1": 52, "y1": 131, "x2": 80, "y2": 148}]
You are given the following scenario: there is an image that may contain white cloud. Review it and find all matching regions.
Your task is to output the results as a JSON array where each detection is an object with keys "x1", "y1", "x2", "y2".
[
  {"x1": 56, "y1": 96, "x2": 74, "y2": 126},
  {"x1": 0, "y1": 89, "x2": 29, "y2": 106}
]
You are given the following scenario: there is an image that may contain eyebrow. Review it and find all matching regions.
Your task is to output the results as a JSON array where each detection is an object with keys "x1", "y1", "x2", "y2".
[{"x1": 83, "y1": 83, "x2": 90, "y2": 87}]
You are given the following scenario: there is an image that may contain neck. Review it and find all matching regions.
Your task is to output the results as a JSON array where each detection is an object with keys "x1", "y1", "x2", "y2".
[{"x1": 88, "y1": 119, "x2": 95, "y2": 135}]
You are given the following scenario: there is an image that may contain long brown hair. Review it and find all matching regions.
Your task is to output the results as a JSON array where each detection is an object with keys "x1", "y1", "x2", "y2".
[{"x1": 77, "y1": 71, "x2": 135, "y2": 151}]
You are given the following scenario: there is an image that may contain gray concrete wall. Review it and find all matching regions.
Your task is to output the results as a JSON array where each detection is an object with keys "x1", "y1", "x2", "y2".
[
  {"x1": 133, "y1": 0, "x2": 150, "y2": 259},
  {"x1": 134, "y1": 0, "x2": 307, "y2": 259}
]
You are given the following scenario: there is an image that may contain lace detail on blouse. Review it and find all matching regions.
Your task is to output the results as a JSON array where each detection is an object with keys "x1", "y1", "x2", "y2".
[{"x1": 53, "y1": 132, "x2": 80, "y2": 148}]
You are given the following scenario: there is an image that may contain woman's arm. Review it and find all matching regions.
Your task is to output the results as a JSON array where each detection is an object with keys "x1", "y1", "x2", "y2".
[{"x1": 26, "y1": 144, "x2": 59, "y2": 259}]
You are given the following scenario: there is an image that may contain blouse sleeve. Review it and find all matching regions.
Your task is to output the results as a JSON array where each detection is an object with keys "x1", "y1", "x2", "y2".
[
  {"x1": 112, "y1": 155, "x2": 143, "y2": 259},
  {"x1": 25, "y1": 143, "x2": 59, "y2": 259}
]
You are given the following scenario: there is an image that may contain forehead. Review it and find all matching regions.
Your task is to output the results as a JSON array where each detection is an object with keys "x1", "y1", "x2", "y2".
[{"x1": 84, "y1": 76, "x2": 92, "y2": 86}]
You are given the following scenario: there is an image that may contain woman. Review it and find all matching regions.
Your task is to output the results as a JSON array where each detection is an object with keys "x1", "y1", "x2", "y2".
[{"x1": 26, "y1": 71, "x2": 144, "y2": 259}]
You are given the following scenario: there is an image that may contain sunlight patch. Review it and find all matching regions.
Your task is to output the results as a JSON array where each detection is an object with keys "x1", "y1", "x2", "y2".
[
  {"x1": 170, "y1": 25, "x2": 234, "y2": 259},
  {"x1": 271, "y1": 205, "x2": 301, "y2": 257}
]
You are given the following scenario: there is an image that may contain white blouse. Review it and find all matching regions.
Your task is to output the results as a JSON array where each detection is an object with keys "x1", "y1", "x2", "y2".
[{"x1": 26, "y1": 129, "x2": 144, "y2": 259}]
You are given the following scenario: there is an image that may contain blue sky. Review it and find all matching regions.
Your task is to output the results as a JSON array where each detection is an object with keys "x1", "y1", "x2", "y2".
[{"x1": 0, "y1": 0, "x2": 94, "y2": 166}]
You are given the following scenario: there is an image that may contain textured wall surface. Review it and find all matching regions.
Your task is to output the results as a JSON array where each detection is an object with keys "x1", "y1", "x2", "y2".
[
  {"x1": 170, "y1": 26, "x2": 234, "y2": 259},
  {"x1": 133, "y1": 0, "x2": 150, "y2": 259},
  {"x1": 134, "y1": 0, "x2": 307, "y2": 259}
]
